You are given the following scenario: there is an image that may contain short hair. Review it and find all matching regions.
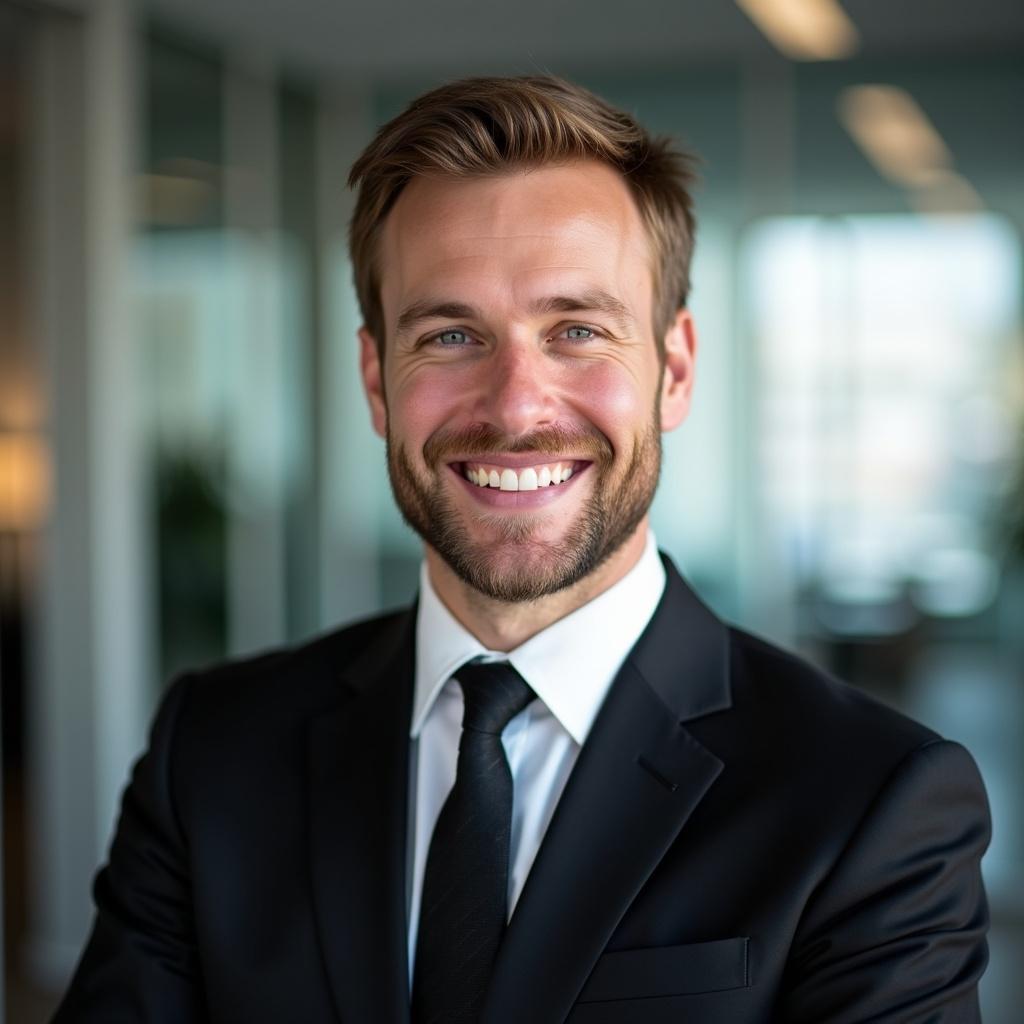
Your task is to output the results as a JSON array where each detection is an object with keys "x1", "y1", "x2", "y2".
[{"x1": 348, "y1": 75, "x2": 698, "y2": 358}]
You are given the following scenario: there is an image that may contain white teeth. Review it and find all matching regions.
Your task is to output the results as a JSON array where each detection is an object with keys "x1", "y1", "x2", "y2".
[{"x1": 464, "y1": 461, "x2": 578, "y2": 489}]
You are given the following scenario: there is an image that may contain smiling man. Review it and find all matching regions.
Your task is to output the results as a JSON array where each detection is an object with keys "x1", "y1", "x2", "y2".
[
  {"x1": 365, "y1": 158, "x2": 684, "y2": 633},
  {"x1": 56, "y1": 77, "x2": 990, "y2": 1023}
]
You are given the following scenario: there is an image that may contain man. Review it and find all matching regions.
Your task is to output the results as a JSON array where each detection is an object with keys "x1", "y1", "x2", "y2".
[{"x1": 55, "y1": 76, "x2": 990, "y2": 1022}]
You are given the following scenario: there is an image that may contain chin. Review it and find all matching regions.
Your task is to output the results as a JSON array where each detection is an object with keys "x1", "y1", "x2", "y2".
[
  {"x1": 455, "y1": 557, "x2": 581, "y2": 604},
  {"x1": 443, "y1": 524, "x2": 606, "y2": 603},
  {"x1": 389, "y1": 429, "x2": 659, "y2": 603}
]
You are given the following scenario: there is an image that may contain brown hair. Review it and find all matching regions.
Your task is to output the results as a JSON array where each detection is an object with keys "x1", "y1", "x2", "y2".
[{"x1": 348, "y1": 75, "x2": 698, "y2": 357}]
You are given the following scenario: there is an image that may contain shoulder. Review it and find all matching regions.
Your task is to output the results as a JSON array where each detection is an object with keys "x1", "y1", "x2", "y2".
[
  {"x1": 132, "y1": 606, "x2": 415, "y2": 821},
  {"x1": 648, "y1": 557, "x2": 950, "y2": 792},
  {"x1": 691, "y1": 625, "x2": 989, "y2": 898},
  {"x1": 692, "y1": 624, "x2": 954, "y2": 813},
  {"x1": 192, "y1": 605, "x2": 405, "y2": 692},
  {"x1": 728, "y1": 625, "x2": 937, "y2": 748},
  {"x1": 150, "y1": 606, "x2": 411, "y2": 754}
]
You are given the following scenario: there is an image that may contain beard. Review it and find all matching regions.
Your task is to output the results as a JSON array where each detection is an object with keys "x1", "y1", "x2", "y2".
[{"x1": 386, "y1": 417, "x2": 662, "y2": 603}]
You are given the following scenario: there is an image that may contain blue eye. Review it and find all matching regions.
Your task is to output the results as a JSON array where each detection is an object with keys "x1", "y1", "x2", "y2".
[
  {"x1": 565, "y1": 326, "x2": 595, "y2": 340},
  {"x1": 437, "y1": 330, "x2": 469, "y2": 346}
]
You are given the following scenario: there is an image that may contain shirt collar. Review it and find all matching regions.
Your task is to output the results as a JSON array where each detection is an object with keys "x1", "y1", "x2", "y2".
[{"x1": 412, "y1": 531, "x2": 667, "y2": 745}]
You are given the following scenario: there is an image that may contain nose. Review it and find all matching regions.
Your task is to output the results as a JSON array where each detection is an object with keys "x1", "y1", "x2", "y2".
[{"x1": 477, "y1": 339, "x2": 557, "y2": 438}]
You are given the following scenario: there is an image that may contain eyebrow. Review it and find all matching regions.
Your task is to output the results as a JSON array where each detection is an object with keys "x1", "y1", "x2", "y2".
[
  {"x1": 397, "y1": 301, "x2": 477, "y2": 336},
  {"x1": 395, "y1": 289, "x2": 637, "y2": 337}
]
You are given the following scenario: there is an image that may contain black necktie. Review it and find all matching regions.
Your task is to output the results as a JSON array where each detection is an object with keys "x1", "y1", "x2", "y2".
[{"x1": 412, "y1": 660, "x2": 536, "y2": 1024}]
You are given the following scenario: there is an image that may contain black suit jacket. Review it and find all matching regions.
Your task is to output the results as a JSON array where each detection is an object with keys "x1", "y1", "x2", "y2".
[{"x1": 55, "y1": 557, "x2": 990, "y2": 1022}]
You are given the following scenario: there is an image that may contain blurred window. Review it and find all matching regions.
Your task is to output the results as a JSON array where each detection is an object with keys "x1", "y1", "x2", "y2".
[{"x1": 744, "y1": 214, "x2": 1021, "y2": 617}]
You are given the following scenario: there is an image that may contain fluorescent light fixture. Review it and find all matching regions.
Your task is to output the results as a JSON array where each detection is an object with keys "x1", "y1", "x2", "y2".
[
  {"x1": 909, "y1": 170, "x2": 985, "y2": 216},
  {"x1": 737, "y1": 0, "x2": 859, "y2": 61},
  {"x1": 838, "y1": 85, "x2": 983, "y2": 213},
  {"x1": 838, "y1": 84, "x2": 953, "y2": 187}
]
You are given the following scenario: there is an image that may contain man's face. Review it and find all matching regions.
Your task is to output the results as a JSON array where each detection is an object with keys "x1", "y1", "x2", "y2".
[{"x1": 360, "y1": 160, "x2": 694, "y2": 602}]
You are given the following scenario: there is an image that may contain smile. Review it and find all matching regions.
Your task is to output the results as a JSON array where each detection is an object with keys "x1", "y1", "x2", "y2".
[
  {"x1": 463, "y1": 460, "x2": 575, "y2": 491},
  {"x1": 448, "y1": 458, "x2": 591, "y2": 507}
]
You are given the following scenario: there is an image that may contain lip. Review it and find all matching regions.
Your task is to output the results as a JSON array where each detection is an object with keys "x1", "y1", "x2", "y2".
[
  {"x1": 445, "y1": 453, "x2": 593, "y2": 470},
  {"x1": 449, "y1": 461, "x2": 590, "y2": 508}
]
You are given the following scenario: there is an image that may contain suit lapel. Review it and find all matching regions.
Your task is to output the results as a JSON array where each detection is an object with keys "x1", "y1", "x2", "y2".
[
  {"x1": 308, "y1": 608, "x2": 416, "y2": 1024},
  {"x1": 481, "y1": 559, "x2": 732, "y2": 1023}
]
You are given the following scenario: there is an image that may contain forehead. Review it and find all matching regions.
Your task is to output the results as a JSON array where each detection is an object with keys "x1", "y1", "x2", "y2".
[{"x1": 377, "y1": 160, "x2": 654, "y2": 330}]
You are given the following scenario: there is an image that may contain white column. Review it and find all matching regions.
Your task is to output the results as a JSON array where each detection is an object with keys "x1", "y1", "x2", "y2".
[
  {"x1": 314, "y1": 88, "x2": 385, "y2": 627},
  {"x1": 83, "y1": 0, "x2": 151, "y2": 872},
  {"x1": 222, "y1": 54, "x2": 289, "y2": 654},
  {"x1": 737, "y1": 60, "x2": 799, "y2": 641},
  {"x1": 26, "y1": 0, "x2": 151, "y2": 989}
]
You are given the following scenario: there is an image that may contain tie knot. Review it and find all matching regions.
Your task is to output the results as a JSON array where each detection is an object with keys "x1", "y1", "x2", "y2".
[{"x1": 455, "y1": 661, "x2": 535, "y2": 736}]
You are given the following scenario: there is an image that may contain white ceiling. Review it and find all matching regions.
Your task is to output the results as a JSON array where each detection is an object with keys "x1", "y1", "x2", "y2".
[{"x1": 144, "y1": 0, "x2": 1024, "y2": 82}]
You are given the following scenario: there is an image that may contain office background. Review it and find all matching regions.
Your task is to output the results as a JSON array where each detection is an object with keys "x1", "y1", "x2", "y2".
[{"x1": 1, "y1": 1, "x2": 1022, "y2": 1020}]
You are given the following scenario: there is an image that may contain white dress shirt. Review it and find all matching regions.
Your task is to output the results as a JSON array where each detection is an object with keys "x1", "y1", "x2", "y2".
[{"x1": 407, "y1": 530, "x2": 667, "y2": 977}]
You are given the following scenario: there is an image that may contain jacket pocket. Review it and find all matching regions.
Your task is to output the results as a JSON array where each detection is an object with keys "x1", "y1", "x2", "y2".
[{"x1": 576, "y1": 937, "x2": 750, "y2": 1003}]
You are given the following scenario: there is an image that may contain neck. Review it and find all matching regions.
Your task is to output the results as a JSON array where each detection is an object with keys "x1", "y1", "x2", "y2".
[{"x1": 424, "y1": 521, "x2": 650, "y2": 652}]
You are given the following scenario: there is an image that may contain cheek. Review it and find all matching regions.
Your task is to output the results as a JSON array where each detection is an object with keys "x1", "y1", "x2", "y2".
[
  {"x1": 568, "y1": 361, "x2": 652, "y2": 438},
  {"x1": 388, "y1": 367, "x2": 464, "y2": 443}
]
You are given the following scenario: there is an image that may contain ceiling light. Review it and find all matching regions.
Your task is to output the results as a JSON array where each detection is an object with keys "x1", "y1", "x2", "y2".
[
  {"x1": 838, "y1": 86, "x2": 983, "y2": 213},
  {"x1": 737, "y1": 0, "x2": 860, "y2": 61},
  {"x1": 838, "y1": 84, "x2": 953, "y2": 188},
  {"x1": 910, "y1": 170, "x2": 985, "y2": 216}
]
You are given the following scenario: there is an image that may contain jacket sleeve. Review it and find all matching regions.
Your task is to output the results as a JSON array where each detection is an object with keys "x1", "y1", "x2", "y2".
[
  {"x1": 778, "y1": 738, "x2": 991, "y2": 1023},
  {"x1": 52, "y1": 674, "x2": 207, "y2": 1023}
]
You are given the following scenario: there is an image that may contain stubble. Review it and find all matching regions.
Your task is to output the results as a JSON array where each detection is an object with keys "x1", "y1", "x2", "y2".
[{"x1": 386, "y1": 418, "x2": 662, "y2": 603}]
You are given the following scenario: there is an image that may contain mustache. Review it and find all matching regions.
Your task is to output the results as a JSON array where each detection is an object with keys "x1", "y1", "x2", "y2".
[{"x1": 423, "y1": 423, "x2": 613, "y2": 468}]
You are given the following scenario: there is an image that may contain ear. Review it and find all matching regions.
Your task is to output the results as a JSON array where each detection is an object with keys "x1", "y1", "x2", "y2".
[
  {"x1": 659, "y1": 308, "x2": 697, "y2": 433},
  {"x1": 359, "y1": 327, "x2": 388, "y2": 438}
]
